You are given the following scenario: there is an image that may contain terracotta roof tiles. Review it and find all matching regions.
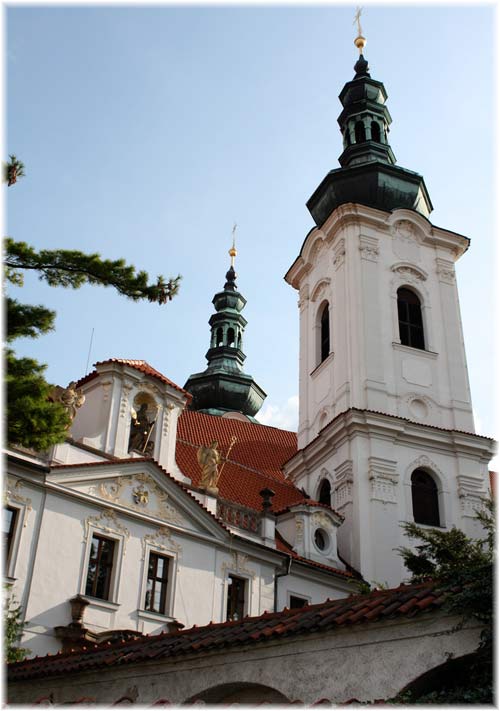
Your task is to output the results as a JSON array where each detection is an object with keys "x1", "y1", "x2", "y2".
[
  {"x1": 8, "y1": 580, "x2": 452, "y2": 681},
  {"x1": 76, "y1": 359, "x2": 190, "y2": 398}
]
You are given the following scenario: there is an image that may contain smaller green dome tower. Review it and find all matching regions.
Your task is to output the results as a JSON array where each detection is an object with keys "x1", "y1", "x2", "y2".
[{"x1": 184, "y1": 243, "x2": 266, "y2": 420}]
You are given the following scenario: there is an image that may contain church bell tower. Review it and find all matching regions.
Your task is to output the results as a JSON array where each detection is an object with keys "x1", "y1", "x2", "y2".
[{"x1": 284, "y1": 27, "x2": 495, "y2": 586}]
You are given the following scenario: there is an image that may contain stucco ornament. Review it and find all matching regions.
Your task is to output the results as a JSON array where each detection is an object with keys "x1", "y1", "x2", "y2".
[
  {"x1": 141, "y1": 526, "x2": 181, "y2": 561},
  {"x1": 132, "y1": 485, "x2": 149, "y2": 506},
  {"x1": 333, "y1": 238, "x2": 346, "y2": 269},
  {"x1": 391, "y1": 220, "x2": 421, "y2": 262},
  {"x1": 4, "y1": 477, "x2": 32, "y2": 524},
  {"x1": 84, "y1": 508, "x2": 130, "y2": 547},
  {"x1": 359, "y1": 235, "x2": 379, "y2": 262},
  {"x1": 95, "y1": 474, "x2": 182, "y2": 523},
  {"x1": 312, "y1": 512, "x2": 332, "y2": 530},
  {"x1": 221, "y1": 551, "x2": 256, "y2": 579},
  {"x1": 435, "y1": 257, "x2": 456, "y2": 284}
]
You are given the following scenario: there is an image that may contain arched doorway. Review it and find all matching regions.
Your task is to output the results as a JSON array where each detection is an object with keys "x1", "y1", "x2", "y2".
[{"x1": 186, "y1": 682, "x2": 291, "y2": 704}]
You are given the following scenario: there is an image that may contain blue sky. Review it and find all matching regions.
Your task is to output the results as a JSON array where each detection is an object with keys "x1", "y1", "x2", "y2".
[{"x1": 6, "y1": 3, "x2": 497, "y2": 456}]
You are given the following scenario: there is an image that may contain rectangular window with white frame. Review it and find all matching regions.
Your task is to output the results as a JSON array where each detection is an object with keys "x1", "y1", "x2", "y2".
[
  {"x1": 144, "y1": 552, "x2": 170, "y2": 614},
  {"x1": 85, "y1": 534, "x2": 116, "y2": 601}
]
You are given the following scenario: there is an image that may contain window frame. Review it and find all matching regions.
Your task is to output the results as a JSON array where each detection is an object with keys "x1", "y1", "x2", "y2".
[
  {"x1": 144, "y1": 551, "x2": 171, "y2": 615},
  {"x1": 397, "y1": 287, "x2": 425, "y2": 351},
  {"x1": 411, "y1": 469, "x2": 441, "y2": 527},
  {"x1": 138, "y1": 537, "x2": 178, "y2": 622},
  {"x1": 3, "y1": 498, "x2": 30, "y2": 580},
  {"x1": 80, "y1": 518, "x2": 126, "y2": 605},
  {"x1": 84, "y1": 533, "x2": 116, "y2": 601},
  {"x1": 225, "y1": 573, "x2": 248, "y2": 622},
  {"x1": 288, "y1": 593, "x2": 310, "y2": 609}
]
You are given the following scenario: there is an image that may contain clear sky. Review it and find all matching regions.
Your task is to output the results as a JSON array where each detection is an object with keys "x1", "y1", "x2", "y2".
[{"x1": 5, "y1": 3, "x2": 497, "y2": 461}]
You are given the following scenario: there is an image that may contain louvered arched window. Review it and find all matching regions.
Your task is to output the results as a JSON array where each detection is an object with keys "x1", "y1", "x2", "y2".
[
  {"x1": 397, "y1": 288, "x2": 425, "y2": 350},
  {"x1": 411, "y1": 469, "x2": 440, "y2": 526}
]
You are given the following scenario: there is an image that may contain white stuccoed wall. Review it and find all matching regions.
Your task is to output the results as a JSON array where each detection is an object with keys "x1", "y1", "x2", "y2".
[
  {"x1": 70, "y1": 361, "x2": 190, "y2": 482},
  {"x1": 7, "y1": 614, "x2": 482, "y2": 705},
  {"x1": 287, "y1": 203, "x2": 475, "y2": 448},
  {"x1": 285, "y1": 202, "x2": 495, "y2": 586}
]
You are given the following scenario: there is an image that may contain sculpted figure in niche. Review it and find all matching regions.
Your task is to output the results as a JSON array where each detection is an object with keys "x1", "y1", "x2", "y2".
[
  {"x1": 197, "y1": 440, "x2": 221, "y2": 492},
  {"x1": 129, "y1": 402, "x2": 157, "y2": 455}
]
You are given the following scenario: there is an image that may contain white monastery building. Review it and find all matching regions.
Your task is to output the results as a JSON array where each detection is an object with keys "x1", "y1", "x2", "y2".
[{"x1": 5, "y1": 28, "x2": 495, "y2": 705}]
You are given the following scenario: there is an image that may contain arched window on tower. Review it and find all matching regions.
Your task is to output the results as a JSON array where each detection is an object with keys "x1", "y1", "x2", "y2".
[
  {"x1": 371, "y1": 121, "x2": 381, "y2": 143},
  {"x1": 411, "y1": 469, "x2": 440, "y2": 526},
  {"x1": 216, "y1": 327, "x2": 223, "y2": 347},
  {"x1": 320, "y1": 303, "x2": 330, "y2": 363},
  {"x1": 397, "y1": 288, "x2": 425, "y2": 350},
  {"x1": 318, "y1": 479, "x2": 331, "y2": 506},
  {"x1": 345, "y1": 128, "x2": 351, "y2": 146},
  {"x1": 355, "y1": 121, "x2": 366, "y2": 143},
  {"x1": 237, "y1": 332, "x2": 242, "y2": 349},
  {"x1": 227, "y1": 327, "x2": 235, "y2": 347}
]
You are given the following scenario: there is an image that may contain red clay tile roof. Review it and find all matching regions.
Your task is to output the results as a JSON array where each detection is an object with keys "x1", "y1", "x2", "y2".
[
  {"x1": 176, "y1": 410, "x2": 308, "y2": 513},
  {"x1": 76, "y1": 359, "x2": 191, "y2": 398},
  {"x1": 8, "y1": 581, "x2": 452, "y2": 681}
]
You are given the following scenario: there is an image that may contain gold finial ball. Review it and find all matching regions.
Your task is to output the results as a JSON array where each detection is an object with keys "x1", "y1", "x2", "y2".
[
  {"x1": 229, "y1": 246, "x2": 237, "y2": 258},
  {"x1": 354, "y1": 35, "x2": 366, "y2": 52}
]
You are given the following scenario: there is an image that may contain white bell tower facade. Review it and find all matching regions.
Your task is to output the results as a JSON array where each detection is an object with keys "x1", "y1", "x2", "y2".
[{"x1": 284, "y1": 44, "x2": 495, "y2": 587}]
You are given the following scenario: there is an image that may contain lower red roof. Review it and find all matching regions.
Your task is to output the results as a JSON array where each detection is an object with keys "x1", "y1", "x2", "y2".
[{"x1": 8, "y1": 580, "x2": 451, "y2": 681}]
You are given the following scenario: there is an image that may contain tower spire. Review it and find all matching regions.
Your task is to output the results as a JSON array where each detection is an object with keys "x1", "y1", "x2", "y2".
[
  {"x1": 305, "y1": 18, "x2": 433, "y2": 225},
  {"x1": 184, "y1": 236, "x2": 266, "y2": 420}
]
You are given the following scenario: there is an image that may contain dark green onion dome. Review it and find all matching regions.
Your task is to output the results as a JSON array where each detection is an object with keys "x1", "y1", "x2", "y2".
[
  {"x1": 183, "y1": 260, "x2": 266, "y2": 420},
  {"x1": 306, "y1": 49, "x2": 433, "y2": 226}
]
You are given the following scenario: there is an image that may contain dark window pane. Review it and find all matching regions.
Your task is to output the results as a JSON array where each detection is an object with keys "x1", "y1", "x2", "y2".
[
  {"x1": 411, "y1": 469, "x2": 440, "y2": 526},
  {"x1": 320, "y1": 304, "x2": 330, "y2": 363},
  {"x1": 289, "y1": 596, "x2": 308, "y2": 609},
  {"x1": 4, "y1": 507, "x2": 18, "y2": 563},
  {"x1": 318, "y1": 479, "x2": 331, "y2": 505},
  {"x1": 85, "y1": 535, "x2": 115, "y2": 600},
  {"x1": 397, "y1": 288, "x2": 425, "y2": 350},
  {"x1": 226, "y1": 575, "x2": 246, "y2": 621},
  {"x1": 145, "y1": 553, "x2": 169, "y2": 614}
]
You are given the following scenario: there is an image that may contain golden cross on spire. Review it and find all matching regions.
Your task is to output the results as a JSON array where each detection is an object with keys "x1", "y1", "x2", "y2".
[
  {"x1": 229, "y1": 223, "x2": 237, "y2": 268},
  {"x1": 353, "y1": 6, "x2": 366, "y2": 54},
  {"x1": 353, "y1": 6, "x2": 363, "y2": 37}
]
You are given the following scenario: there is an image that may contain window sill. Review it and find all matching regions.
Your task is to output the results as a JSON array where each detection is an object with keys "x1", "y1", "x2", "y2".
[
  {"x1": 392, "y1": 342, "x2": 438, "y2": 359},
  {"x1": 137, "y1": 609, "x2": 174, "y2": 623},
  {"x1": 84, "y1": 596, "x2": 120, "y2": 612},
  {"x1": 310, "y1": 351, "x2": 335, "y2": 377}
]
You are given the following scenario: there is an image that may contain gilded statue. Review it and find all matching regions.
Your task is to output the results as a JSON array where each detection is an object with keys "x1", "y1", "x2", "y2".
[
  {"x1": 50, "y1": 381, "x2": 85, "y2": 423},
  {"x1": 197, "y1": 440, "x2": 221, "y2": 492},
  {"x1": 129, "y1": 403, "x2": 157, "y2": 454}
]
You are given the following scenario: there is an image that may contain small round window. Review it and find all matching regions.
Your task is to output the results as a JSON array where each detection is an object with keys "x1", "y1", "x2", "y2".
[{"x1": 314, "y1": 528, "x2": 328, "y2": 551}]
